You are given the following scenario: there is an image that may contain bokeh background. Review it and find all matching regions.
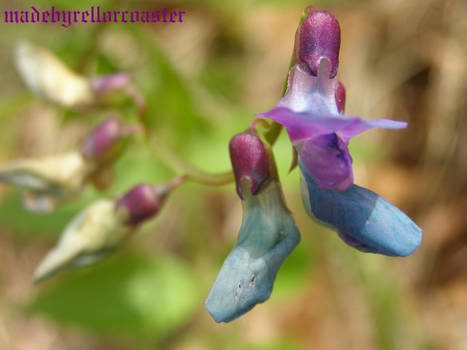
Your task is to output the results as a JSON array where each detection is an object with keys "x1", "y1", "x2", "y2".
[{"x1": 0, "y1": 0, "x2": 466, "y2": 349}]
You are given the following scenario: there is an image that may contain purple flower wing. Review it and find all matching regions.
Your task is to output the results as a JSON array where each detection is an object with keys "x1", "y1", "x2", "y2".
[
  {"x1": 299, "y1": 134, "x2": 353, "y2": 191},
  {"x1": 338, "y1": 119, "x2": 407, "y2": 141},
  {"x1": 258, "y1": 107, "x2": 407, "y2": 144},
  {"x1": 257, "y1": 107, "x2": 355, "y2": 143}
]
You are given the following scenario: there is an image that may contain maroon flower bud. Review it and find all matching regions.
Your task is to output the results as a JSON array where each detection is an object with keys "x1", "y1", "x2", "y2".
[
  {"x1": 116, "y1": 184, "x2": 167, "y2": 226},
  {"x1": 89, "y1": 73, "x2": 146, "y2": 116},
  {"x1": 229, "y1": 129, "x2": 275, "y2": 199},
  {"x1": 295, "y1": 10, "x2": 341, "y2": 78},
  {"x1": 89, "y1": 73, "x2": 132, "y2": 96},
  {"x1": 81, "y1": 118, "x2": 143, "y2": 164},
  {"x1": 335, "y1": 81, "x2": 346, "y2": 113}
]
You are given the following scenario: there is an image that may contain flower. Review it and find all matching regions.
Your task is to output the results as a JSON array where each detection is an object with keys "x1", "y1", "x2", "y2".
[
  {"x1": 14, "y1": 42, "x2": 145, "y2": 113},
  {"x1": 205, "y1": 127, "x2": 300, "y2": 322},
  {"x1": 257, "y1": 9, "x2": 407, "y2": 191},
  {"x1": 0, "y1": 118, "x2": 141, "y2": 212},
  {"x1": 33, "y1": 181, "x2": 178, "y2": 283},
  {"x1": 257, "y1": 7, "x2": 422, "y2": 256}
]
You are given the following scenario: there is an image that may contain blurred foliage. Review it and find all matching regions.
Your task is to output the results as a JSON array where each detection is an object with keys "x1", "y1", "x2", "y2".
[
  {"x1": 0, "y1": 190, "x2": 96, "y2": 238},
  {"x1": 28, "y1": 252, "x2": 201, "y2": 340},
  {"x1": 272, "y1": 239, "x2": 316, "y2": 301}
]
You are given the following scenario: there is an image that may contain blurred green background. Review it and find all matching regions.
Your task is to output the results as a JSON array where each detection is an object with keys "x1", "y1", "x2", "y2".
[{"x1": 0, "y1": 0, "x2": 466, "y2": 349}]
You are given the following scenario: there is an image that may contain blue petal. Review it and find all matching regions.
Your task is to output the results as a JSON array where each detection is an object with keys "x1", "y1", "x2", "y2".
[
  {"x1": 205, "y1": 183, "x2": 301, "y2": 322},
  {"x1": 300, "y1": 161, "x2": 421, "y2": 257}
]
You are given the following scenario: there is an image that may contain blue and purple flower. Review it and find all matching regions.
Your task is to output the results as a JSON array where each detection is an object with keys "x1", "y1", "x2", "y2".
[{"x1": 258, "y1": 8, "x2": 421, "y2": 256}]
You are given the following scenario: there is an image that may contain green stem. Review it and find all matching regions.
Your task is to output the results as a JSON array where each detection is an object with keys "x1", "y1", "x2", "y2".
[
  {"x1": 262, "y1": 18, "x2": 299, "y2": 146},
  {"x1": 150, "y1": 137, "x2": 234, "y2": 186},
  {"x1": 262, "y1": 68, "x2": 290, "y2": 145}
]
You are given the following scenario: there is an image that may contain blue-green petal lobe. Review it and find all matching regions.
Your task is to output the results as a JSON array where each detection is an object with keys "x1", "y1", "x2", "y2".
[{"x1": 205, "y1": 183, "x2": 301, "y2": 322}]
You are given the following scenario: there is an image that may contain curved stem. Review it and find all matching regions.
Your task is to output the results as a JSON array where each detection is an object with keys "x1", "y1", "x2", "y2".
[
  {"x1": 150, "y1": 137, "x2": 234, "y2": 186},
  {"x1": 262, "y1": 47, "x2": 297, "y2": 145}
]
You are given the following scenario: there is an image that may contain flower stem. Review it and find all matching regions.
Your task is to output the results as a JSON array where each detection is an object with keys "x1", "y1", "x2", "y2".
[
  {"x1": 263, "y1": 8, "x2": 310, "y2": 146},
  {"x1": 150, "y1": 137, "x2": 234, "y2": 186},
  {"x1": 262, "y1": 70, "x2": 290, "y2": 145}
]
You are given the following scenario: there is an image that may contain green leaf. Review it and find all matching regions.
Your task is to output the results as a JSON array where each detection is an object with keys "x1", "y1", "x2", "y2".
[
  {"x1": 27, "y1": 251, "x2": 201, "y2": 339},
  {"x1": 0, "y1": 189, "x2": 98, "y2": 238}
]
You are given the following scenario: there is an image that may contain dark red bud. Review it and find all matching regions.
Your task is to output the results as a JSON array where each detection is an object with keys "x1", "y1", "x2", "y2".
[
  {"x1": 229, "y1": 130, "x2": 273, "y2": 199},
  {"x1": 335, "y1": 81, "x2": 346, "y2": 113},
  {"x1": 295, "y1": 10, "x2": 341, "y2": 78},
  {"x1": 89, "y1": 73, "x2": 132, "y2": 95},
  {"x1": 90, "y1": 73, "x2": 146, "y2": 116},
  {"x1": 81, "y1": 118, "x2": 142, "y2": 163},
  {"x1": 116, "y1": 184, "x2": 167, "y2": 226}
]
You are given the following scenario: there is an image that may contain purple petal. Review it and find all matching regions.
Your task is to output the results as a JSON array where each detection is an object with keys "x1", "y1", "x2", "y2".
[
  {"x1": 257, "y1": 107, "x2": 407, "y2": 144},
  {"x1": 257, "y1": 107, "x2": 356, "y2": 143},
  {"x1": 338, "y1": 119, "x2": 407, "y2": 141},
  {"x1": 299, "y1": 133, "x2": 353, "y2": 191},
  {"x1": 89, "y1": 73, "x2": 132, "y2": 95}
]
